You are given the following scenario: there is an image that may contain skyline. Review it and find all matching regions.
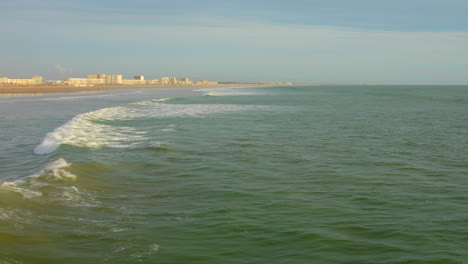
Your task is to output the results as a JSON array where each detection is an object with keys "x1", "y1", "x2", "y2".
[{"x1": 2, "y1": 0, "x2": 468, "y2": 84}]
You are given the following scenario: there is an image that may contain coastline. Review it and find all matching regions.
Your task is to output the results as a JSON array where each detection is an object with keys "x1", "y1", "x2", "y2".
[{"x1": 0, "y1": 83, "x2": 271, "y2": 95}]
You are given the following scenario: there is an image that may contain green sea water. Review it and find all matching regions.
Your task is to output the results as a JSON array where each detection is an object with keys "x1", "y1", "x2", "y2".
[{"x1": 0, "y1": 85, "x2": 467, "y2": 263}]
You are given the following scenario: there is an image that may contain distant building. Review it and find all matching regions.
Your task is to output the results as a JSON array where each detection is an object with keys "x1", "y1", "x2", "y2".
[
  {"x1": 66, "y1": 78, "x2": 104, "y2": 86},
  {"x1": 55, "y1": 73, "x2": 217, "y2": 87},
  {"x1": 176, "y1": 77, "x2": 193, "y2": 85},
  {"x1": 168, "y1": 77, "x2": 177, "y2": 84},
  {"x1": 195, "y1": 80, "x2": 218, "y2": 85},
  {"x1": 105, "y1": 75, "x2": 123, "y2": 85},
  {"x1": 88, "y1": 74, "x2": 106, "y2": 79},
  {"x1": 146, "y1": 79, "x2": 161, "y2": 85},
  {"x1": 162, "y1": 77, "x2": 193, "y2": 85},
  {"x1": 122, "y1": 79, "x2": 146, "y2": 85},
  {"x1": 1, "y1": 76, "x2": 44, "y2": 85},
  {"x1": 161, "y1": 77, "x2": 170, "y2": 84},
  {"x1": 45, "y1": 80, "x2": 68, "y2": 85}
]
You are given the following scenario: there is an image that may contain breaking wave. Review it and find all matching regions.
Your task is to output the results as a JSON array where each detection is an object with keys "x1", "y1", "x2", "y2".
[
  {"x1": 0, "y1": 158, "x2": 97, "y2": 207},
  {"x1": 33, "y1": 112, "x2": 147, "y2": 155},
  {"x1": 34, "y1": 98, "x2": 266, "y2": 155}
]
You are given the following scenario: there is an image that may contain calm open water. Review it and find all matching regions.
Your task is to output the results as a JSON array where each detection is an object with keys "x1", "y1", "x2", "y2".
[{"x1": 0, "y1": 85, "x2": 467, "y2": 263}]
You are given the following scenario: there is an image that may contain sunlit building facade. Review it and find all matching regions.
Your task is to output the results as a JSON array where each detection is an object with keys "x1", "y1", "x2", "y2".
[{"x1": 0, "y1": 76, "x2": 44, "y2": 85}]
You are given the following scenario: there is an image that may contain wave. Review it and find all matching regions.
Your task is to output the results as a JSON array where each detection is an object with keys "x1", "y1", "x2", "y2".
[
  {"x1": 0, "y1": 159, "x2": 97, "y2": 206},
  {"x1": 1, "y1": 158, "x2": 74, "y2": 187},
  {"x1": 0, "y1": 158, "x2": 101, "y2": 235},
  {"x1": 129, "y1": 97, "x2": 176, "y2": 106},
  {"x1": 33, "y1": 111, "x2": 147, "y2": 155},
  {"x1": 34, "y1": 98, "x2": 266, "y2": 155}
]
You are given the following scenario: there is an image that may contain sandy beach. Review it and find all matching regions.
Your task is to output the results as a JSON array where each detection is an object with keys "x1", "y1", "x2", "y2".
[{"x1": 0, "y1": 83, "x2": 266, "y2": 95}]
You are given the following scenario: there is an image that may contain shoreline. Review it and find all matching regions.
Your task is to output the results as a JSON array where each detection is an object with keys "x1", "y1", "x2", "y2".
[{"x1": 0, "y1": 83, "x2": 274, "y2": 95}]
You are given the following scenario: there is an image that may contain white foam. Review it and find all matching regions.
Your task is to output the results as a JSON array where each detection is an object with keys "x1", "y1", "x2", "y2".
[
  {"x1": 129, "y1": 98, "x2": 175, "y2": 106},
  {"x1": 34, "y1": 110, "x2": 147, "y2": 155},
  {"x1": 34, "y1": 116, "x2": 80, "y2": 155},
  {"x1": 149, "y1": 244, "x2": 160, "y2": 252},
  {"x1": 33, "y1": 158, "x2": 76, "y2": 181},
  {"x1": 34, "y1": 99, "x2": 265, "y2": 155},
  {"x1": 0, "y1": 159, "x2": 100, "y2": 207},
  {"x1": 44, "y1": 158, "x2": 70, "y2": 170},
  {"x1": 0, "y1": 159, "x2": 76, "y2": 199},
  {"x1": 112, "y1": 227, "x2": 128, "y2": 233},
  {"x1": 0, "y1": 181, "x2": 43, "y2": 199}
]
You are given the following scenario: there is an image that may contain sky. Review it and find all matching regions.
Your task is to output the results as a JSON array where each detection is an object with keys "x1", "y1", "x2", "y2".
[{"x1": 1, "y1": 0, "x2": 468, "y2": 84}]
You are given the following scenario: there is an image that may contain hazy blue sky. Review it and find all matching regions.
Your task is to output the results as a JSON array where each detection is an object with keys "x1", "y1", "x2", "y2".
[{"x1": 1, "y1": 0, "x2": 468, "y2": 84}]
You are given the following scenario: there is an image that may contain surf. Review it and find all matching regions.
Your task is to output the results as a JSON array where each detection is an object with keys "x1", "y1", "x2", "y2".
[{"x1": 34, "y1": 98, "x2": 267, "y2": 155}]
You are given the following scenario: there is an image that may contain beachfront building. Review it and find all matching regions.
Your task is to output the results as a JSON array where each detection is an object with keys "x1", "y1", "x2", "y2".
[
  {"x1": 59, "y1": 74, "x2": 217, "y2": 87},
  {"x1": 45, "y1": 80, "x2": 69, "y2": 85},
  {"x1": 177, "y1": 77, "x2": 193, "y2": 85},
  {"x1": 121, "y1": 79, "x2": 146, "y2": 85},
  {"x1": 86, "y1": 74, "x2": 124, "y2": 85},
  {"x1": 168, "y1": 77, "x2": 177, "y2": 84},
  {"x1": 66, "y1": 78, "x2": 104, "y2": 86},
  {"x1": 120, "y1": 75, "x2": 151, "y2": 85},
  {"x1": 161, "y1": 77, "x2": 170, "y2": 84},
  {"x1": 146, "y1": 79, "x2": 161, "y2": 85},
  {"x1": 0, "y1": 76, "x2": 44, "y2": 85},
  {"x1": 88, "y1": 74, "x2": 105, "y2": 80},
  {"x1": 159, "y1": 77, "x2": 194, "y2": 85},
  {"x1": 105, "y1": 75, "x2": 123, "y2": 85},
  {"x1": 195, "y1": 80, "x2": 218, "y2": 85}
]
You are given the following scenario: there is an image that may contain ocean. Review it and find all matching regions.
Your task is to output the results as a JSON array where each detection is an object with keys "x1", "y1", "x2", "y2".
[{"x1": 0, "y1": 85, "x2": 467, "y2": 263}]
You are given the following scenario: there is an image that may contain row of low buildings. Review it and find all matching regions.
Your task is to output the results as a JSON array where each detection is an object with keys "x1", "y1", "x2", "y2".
[
  {"x1": 160, "y1": 77, "x2": 218, "y2": 86},
  {"x1": 66, "y1": 74, "x2": 218, "y2": 86},
  {"x1": 0, "y1": 74, "x2": 218, "y2": 86},
  {"x1": 258, "y1": 81, "x2": 293, "y2": 85},
  {"x1": 65, "y1": 74, "x2": 124, "y2": 86},
  {"x1": 0, "y1": 76, "x2": 44, "y2": 85}
]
